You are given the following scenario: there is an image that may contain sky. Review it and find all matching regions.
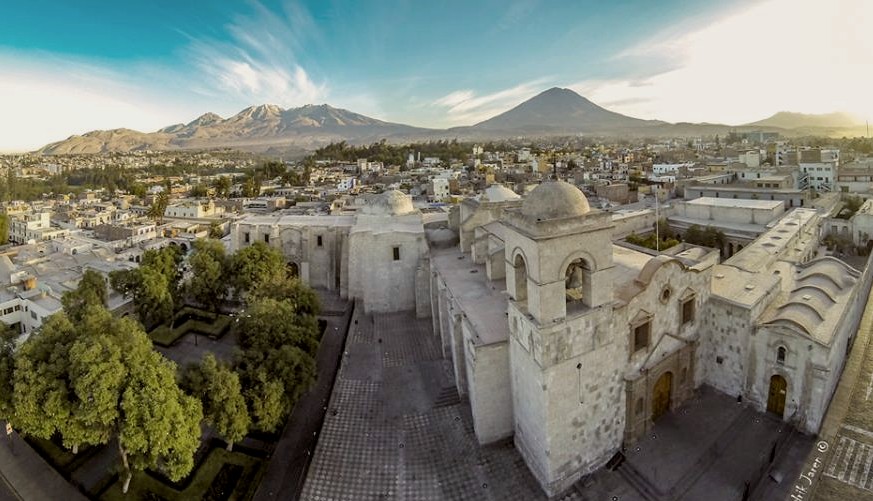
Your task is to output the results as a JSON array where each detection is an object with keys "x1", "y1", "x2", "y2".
[{"x1": 1, "y1": 0, "x2": 871, "y2": 152}]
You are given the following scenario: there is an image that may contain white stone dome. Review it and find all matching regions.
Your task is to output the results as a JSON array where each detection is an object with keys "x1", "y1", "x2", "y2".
[
  {"x1": 481, "y1": 184, "x2": 521, "y2": 202},
  {"x1": 520, "y1": 180, "x2": 590, "y2": 220},
  {"x1": 361, "y1": 190, "x2": 415, "y2": 216}
]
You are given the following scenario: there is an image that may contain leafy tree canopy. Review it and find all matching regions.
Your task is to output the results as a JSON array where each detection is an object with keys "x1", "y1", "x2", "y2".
[
  {"x1": 61, "y1": 269, "x2": 107, "y2": 322},
  {"x1": 230, "y1": 241, "x2": 285, "y2": 295},
  {"x1": 12, "y1": 306, "x2": 202, "y2": 493},
  {"x1": 186, "y1": 238, "x2": 229, "y2": 314}
]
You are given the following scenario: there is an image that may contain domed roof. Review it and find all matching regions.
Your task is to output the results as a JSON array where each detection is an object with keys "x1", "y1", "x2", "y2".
[
  {"x1": 361, "y1": 190, "x2": 415, "y2": 216},
  {"x1": 521, "y1": 180, "x2": 590, "y2": 220},
  {"x1": 481, "y1": 184, "x2": 521, "y2": 202}
]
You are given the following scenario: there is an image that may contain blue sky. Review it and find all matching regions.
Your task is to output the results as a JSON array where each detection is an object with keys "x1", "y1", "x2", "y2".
[{"x1": 1, "y1": 0, "x2": 871, "y2": 151}]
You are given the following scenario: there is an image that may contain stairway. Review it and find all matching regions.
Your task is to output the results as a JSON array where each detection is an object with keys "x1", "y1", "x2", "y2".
[
  {"x1": 433, "y1": 385, "x2": 461, "y2": 408},
  {"x1": 617, "y1": 459, "x2": 663, "y2": 501}
]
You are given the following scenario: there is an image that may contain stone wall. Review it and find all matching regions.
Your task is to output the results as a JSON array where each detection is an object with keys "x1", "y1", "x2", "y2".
[
  {"x1": 347, "y1": 228, "x2": 427, "y2": 314},
  {"x1": 464, "y1": 335, "x2": 513, "y2": 444}
]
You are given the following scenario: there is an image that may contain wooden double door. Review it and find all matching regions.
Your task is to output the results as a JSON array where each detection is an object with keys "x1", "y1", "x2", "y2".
[
  {"x1": 652, "y1": 371, "x2": 673, "y2": 421},
  {"x1": 767, "y1": 375, "x2": 787, "y2": 417}
]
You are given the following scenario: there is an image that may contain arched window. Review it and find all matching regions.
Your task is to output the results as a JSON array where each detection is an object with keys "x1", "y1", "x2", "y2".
[
  {"x1": 565, "y1": 258, "x2": 590, "y2": 305},
  {"x1": 514, "y1": 254, "x2": 527, "y2": 302},
  {"x1": 777, "y1": 346, "x2": 786, "y2": 365}
]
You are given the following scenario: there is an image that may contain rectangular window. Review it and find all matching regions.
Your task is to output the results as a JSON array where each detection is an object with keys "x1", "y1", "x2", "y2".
[
  {"x1": 244, "y1": 232, "x2": 250, "y2": 244},
  {"x1": 264, "y1": 234, "x2": 270, "y2": 244},
  {"x1": 633, "y1": 321, "x2": 650, "y2": 352},
  {"x1": 317, "y1": 235, "x2": 323, "y2": 247},
  {"x1": 30, "y1": 311, "x2": 37, "y2": 320},
  {"x1": 682, "y1": 298, "x2": 695, "y2": 325},
  {"x1": 392, "y1": 246, "x2": 401, "y2": 261}
]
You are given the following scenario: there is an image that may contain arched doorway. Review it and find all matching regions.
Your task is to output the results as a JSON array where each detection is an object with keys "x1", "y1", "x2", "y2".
[
  {"x1": 652, "y1": 371, "x2": 673, "y2": 421},
  {"x1": 767, "y1": 375, "x2": 787, "y2": 417},
  {"x1": 514, "y1": 254, "x2": 527, "y2": 301},
  {"x1": 287, "y1": 262, "x2": 299, "y2": 278}
]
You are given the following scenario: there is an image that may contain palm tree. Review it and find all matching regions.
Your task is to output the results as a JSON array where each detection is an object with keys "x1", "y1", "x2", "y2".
[{"x1": 148, "y1": 191, "x2": 169, "y2": 226}]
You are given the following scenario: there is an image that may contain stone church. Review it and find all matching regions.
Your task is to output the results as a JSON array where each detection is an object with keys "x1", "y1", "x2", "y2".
[{"x1": 232, "y1": 182, "x2": 872, "y2": 497}]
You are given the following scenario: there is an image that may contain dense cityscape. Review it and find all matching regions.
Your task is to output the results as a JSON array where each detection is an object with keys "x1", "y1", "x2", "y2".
[{"x1": 2, "y1": 1, "x2": 873, "y2": 500}]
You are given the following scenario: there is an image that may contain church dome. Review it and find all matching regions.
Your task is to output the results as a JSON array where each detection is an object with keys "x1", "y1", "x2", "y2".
[
  {"x1": 361, "y1": 190, "x2": 415, "y2": 216},
  {"x1": 521, "y1": 180, "x2": 590, "y2": 220},
  {"x1": 481, "y1": 184, "x2": 521, "y2": 202}
]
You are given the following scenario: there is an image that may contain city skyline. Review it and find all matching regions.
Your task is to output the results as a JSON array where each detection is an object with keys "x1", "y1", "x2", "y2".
[{"x1": 1, "y1": 0, "x2": 872, "y2": 152}]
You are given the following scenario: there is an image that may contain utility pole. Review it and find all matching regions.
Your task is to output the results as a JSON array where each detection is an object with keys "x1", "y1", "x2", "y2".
[{"x1": 655, "y1": 188, "x2": 660, "y2": 252}]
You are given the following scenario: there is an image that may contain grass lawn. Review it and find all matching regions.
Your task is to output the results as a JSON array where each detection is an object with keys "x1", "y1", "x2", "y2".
[{"x1": 99, "y1": 447, "x2": 262, "y2": 501}]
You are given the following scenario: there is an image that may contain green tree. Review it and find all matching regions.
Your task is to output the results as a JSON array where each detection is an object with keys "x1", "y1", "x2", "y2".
[
  {"x1": 211, "y1": 177, "x2": 232, "y2": 198},
  {"x1": 189, "y1": 184, "x2": 209, "y2": 198},
  {"x1": 0, "y1": 212, "x2": 8, "y2": 245},
  {"x1": 110, "y1": 267, "x2": 174, "y2": 329},
  {"x1": 236, "y1": 298, "x2": 320, "y2": 356},
  {"x1": 244, "y1": 377, "x2": 286, "y2": 433},
  {"x1": 0, "y1": 325, "x2": 16, "y2": 423},
  {"x1": 209, "y1": 222, "x2": 224, "y2": 239},
  {"x1": 61, "y1": 269, "x2": 107, "y2": 322},
  {"x1": 147, "y1": 191, "x2": 170, "y2": 226},
  {"x1": 233, "y1": 297, "x2": 319, "y2": 432},
  {"x1": 187, "y1": 239, "x2": 228, "y2": 315},
  {"x1": 141, "y1": 246, "x2": 183, "y2": 301},
  {"x1": 128, "y1": 183, "x2": 147, "y2": 199},
  {"x1": 241, "y1": 175, "x2": 262, "y2": 198},
  {"x1": 230, "y1": 241, "x2": 285, "y2": 295},
  {"x1": 183, "y1": 354, "x2": 249, "y2": 451},
  {"x1": 13, "y1": 307, "x2": 202, "y2": 494},
  {"x1": 247, "y1": 274, "x2": 321, "y2": 316},
  {"x1": 683, "y1": 225, "x2": 726, "y2": 249}
]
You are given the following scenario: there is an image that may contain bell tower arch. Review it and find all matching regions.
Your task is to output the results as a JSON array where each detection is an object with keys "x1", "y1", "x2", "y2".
[{"x1": 504, "y1": 181, "x2": 624, "y2": 496}]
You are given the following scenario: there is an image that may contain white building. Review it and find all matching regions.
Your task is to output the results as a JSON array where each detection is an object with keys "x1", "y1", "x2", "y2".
[
  {"x1": 738, "y1": 149, "x2": 762, "y2": 168},
  {"x1": 337, "y1": 177, "x2": 358, "y2": 192},
  {"x1": 232, "y1": 181, "x2": 868, "y2": 498},
  {"x1": 231, "y1": 191, "x2": 431, "y2": 314},
  {"x1": 9, "y1": 212, "x2": 68, "y2": 244},
  {"x1": 164, "y1": 200, "x2": 223, "y2": 219},
  {"x1": 800, "y1": 161, "x2": 836, "y2": 191},
  {"x1": 428, "y1": 182, "x2": 868, "y2": 496},
  {"x1": 652, "y1": 163, "x2": 693, "y2": 176},
  {"x1": 429, "y1": 178, "x2": 450, "y2": 201}
]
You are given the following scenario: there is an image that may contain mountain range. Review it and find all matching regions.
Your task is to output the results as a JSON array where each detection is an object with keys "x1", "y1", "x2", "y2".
[{"x1": 36, "y1": 88, "x2": 866, "y2": 155}]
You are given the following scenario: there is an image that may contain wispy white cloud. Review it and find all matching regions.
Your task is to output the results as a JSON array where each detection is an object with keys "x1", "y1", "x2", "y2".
[
  {"x1": 183, "y1": 0, "x2": 328, "y2": 108},
  {"x1": 570, "y1": 0, "x2": 873, "y2": 125},
  {"x1": 432, "y1": 78, "x2": 552, "y2": 125},
  {"x1": 495, "y1": 0, "x2": 542, "y2": 31}
]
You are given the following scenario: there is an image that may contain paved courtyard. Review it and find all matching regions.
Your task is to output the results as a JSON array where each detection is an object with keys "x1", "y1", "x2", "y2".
[
  {"x1": 301, "y1": 310, "x2": 560, "y2": 501},
  {"x1": 301, "y1": 309, "x2": 810, "y2": 501}
]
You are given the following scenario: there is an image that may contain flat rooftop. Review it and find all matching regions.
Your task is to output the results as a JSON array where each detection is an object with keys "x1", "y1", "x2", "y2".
[
  {"x1": 687, "y1": 185, "x2": 802, "y2": 194},
  {"x1": 431, "y1": 247, "x2": 509, "y2": 346},
  {"x1": 687, "y1": 197, "x2": 783, "y2": 210},
  {"x1": 724, "y1": 208, "x2": 819, "y2": 273},
  {"x1": 612, "y1": 245, "x2": 654, "y2": 293}
]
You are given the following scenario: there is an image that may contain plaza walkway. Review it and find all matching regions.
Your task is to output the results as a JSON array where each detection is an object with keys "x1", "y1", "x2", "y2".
[{"x1": 0, "y1": 423, "x2": 87, "y2": 501}]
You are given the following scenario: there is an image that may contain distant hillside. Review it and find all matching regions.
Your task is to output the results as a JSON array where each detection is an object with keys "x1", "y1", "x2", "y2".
[
  {"x1": 37, "y1": 104, "x2": 434, "y2": 155},
  {"x1": 36, "y1": 89, "x2": 867, "y2": 154},
  {"x1": 745, "y1": 111, "x2": 862, "y2": 129}
]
